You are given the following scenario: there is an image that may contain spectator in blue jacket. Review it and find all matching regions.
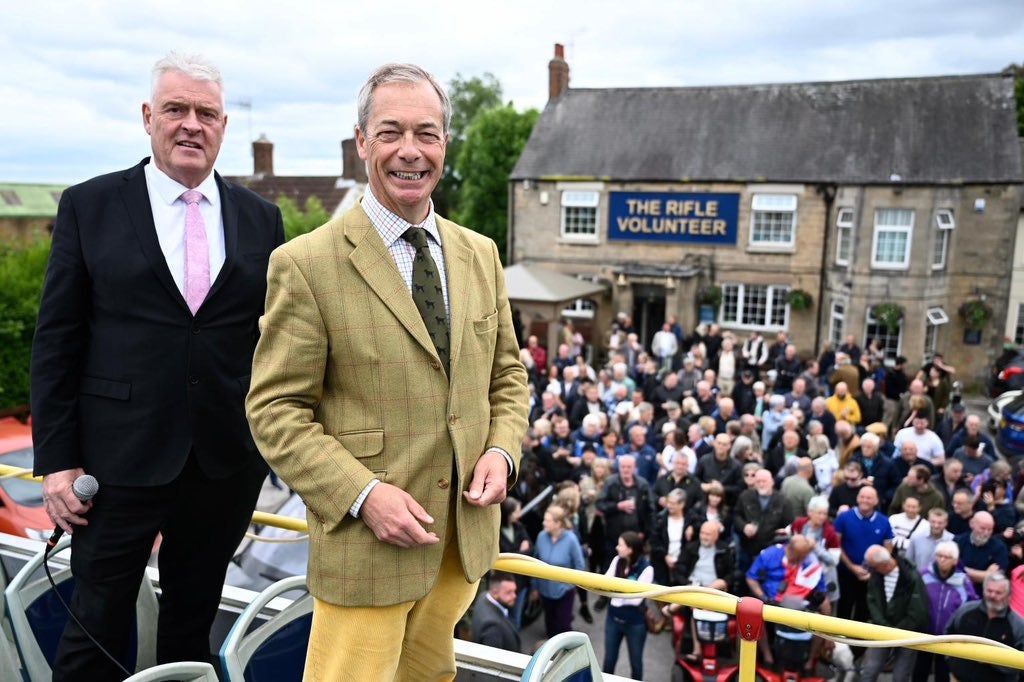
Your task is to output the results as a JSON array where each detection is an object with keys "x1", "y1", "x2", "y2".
[{"x1": 532, "y1": 503, "x2": 586, "y2": 637}]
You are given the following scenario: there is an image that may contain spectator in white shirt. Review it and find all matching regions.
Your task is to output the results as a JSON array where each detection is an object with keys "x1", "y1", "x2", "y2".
[{"x1": 894, "y1": 415, "x2": 945, "y2": 467}]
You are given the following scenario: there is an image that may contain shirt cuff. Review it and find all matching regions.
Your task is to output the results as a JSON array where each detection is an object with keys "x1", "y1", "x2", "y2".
[
  {"x1": 349, "y1": 479, "x2": 381, "y2": 518},
  {"x1": 487, "y1": 447, "x2": 514, "y2": 477}
]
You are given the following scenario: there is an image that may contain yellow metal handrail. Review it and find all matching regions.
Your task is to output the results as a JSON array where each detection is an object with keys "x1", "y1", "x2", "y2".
[{"x1": 8, "y1": 465, "x2": 1022, "y2": 680}]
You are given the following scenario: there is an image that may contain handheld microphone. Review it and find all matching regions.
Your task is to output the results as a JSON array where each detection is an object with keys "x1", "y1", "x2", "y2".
[
  {"x1": 47, "y1": 474, "x2": 99, "y2": 548},
  {"x1": 40, "y1": 473, "x2": 130, "y2": 677}
]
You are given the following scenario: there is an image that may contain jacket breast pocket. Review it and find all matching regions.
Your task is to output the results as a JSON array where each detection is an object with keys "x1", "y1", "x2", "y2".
[
  {"x1": 473, "y1": 309, "x2": 499, "y2": 334},
  {"x1": 79, "y1": 376, "x2": 131, "y2": 401}
]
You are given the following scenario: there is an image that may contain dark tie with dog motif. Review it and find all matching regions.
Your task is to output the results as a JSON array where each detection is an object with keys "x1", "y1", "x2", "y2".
[{"x1": 402, "y1": 227, "x2": 449, "y2": 375}]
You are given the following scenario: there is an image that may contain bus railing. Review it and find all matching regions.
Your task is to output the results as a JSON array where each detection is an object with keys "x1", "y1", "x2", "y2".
[{"x1": 5, "y1": 464, "x2": 1022, "y2": 681}]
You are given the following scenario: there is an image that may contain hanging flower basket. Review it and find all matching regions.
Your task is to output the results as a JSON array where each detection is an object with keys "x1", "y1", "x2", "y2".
[
  {"x1": 698, "y1": 284, "x2": 723, "y2": 309},
  {"x1": 787, "y1": 289, "x2": 813, "y2": 311},
  {"x1": 870, "y1": 303, "x2": 904, "y2": 334},
  {"x1": 958, "y1": 299, "x2": 992, "y2": 331}
]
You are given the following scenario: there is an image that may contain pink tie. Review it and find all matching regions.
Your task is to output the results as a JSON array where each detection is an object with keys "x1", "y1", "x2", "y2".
[{"x1": 181, "y1": 190, "x2": 210, "y2": 315}]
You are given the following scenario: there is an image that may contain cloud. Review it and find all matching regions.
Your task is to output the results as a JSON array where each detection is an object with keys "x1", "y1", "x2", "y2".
[{"x1": 2, "y1": 0, "x2": 1021, "y2": 183}]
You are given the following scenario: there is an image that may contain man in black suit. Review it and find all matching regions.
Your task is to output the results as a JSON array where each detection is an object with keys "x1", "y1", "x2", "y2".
[
  {"x1": 31, "y1": 52, "x2": 283, "y2": 681},
  {"x1": 470, "y1": 572, "x2": 522, "y2": 653}
]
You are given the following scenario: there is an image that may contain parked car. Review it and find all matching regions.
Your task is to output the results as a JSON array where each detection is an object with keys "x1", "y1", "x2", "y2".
[
  {"x1": 988, "y1": 347, "x2": 1024, "y2": 397},
  {"x1": 989, "y1": 390, "x2": 1023, "y2": 432},
  {"x1": 995, "y1": 393, "x2": 1024, "y2": 459},
  {"x1": 0, "y1": 417, "x2": 53, "y2": 541}
]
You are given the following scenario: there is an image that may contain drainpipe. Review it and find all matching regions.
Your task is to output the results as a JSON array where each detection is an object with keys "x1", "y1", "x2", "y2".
[
  {"x1": 813, "y1": 183, "x2": 837, "y2": 354},
  {"x1": 506, "y1": 180, "x2": 516, "y2": 265}
]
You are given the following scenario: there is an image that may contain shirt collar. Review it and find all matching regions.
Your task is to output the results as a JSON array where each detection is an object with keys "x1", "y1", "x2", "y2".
[
  {"x1": 854, "y1": 507, "x2": 877, "y2": 521},
  {"x1": 362, "y1": 188, "x2": 440, "y2": 248},
  {"x1": 144, "y1": 160, "x2": 220, "y2": 208},
  {"x1": 484, "y1": 592, "x2": 509, "y2": 618}
]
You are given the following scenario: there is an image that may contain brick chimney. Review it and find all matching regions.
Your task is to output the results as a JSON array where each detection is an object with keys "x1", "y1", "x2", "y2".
[
  {"x1": 341, "y1": 138, "x2": 368, "y2": 182},
  {"x1": 252, "y1": 134, "x2": 273, "y2": 176},
  {"x1": 548, "y1": 43, "x2": 570, "y2": 101}
]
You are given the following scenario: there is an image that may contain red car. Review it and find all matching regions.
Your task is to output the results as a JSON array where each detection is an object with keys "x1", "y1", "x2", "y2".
[{"x1": 0, "y1": 417, "x2": 53, "y2": 540}]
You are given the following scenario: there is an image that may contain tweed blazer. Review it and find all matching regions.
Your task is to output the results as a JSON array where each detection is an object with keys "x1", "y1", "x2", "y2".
[{"x1": 246, "y1": 202, "x2": 529, "y2": 607}]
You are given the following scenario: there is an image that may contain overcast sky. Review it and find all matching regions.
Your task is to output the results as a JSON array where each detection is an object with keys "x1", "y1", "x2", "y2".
[{"x1": 2, "y1": 0, "x2": 1022, "y2": 185}]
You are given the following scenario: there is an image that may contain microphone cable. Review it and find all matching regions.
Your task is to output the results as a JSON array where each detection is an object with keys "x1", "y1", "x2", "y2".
[
  {"x1": 42, "y1": 540, "x2": 132, "y2": 679},
  {"x1": 42, "y1": 474, "x2": 131, "y2": 678}
]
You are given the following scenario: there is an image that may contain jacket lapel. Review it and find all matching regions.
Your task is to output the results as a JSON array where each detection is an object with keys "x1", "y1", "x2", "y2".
[
  {"x1": 206, "y1": 172, "x2": 238, "y2": 303},
  {"x1": 120, "y1": 159, "x2": 190, "y2": 314},
  {"x1": 437, "y1": 218, "x2": 471, "y2": 366},
  {"x1": 344, "y1": 206, "x2": 439, "y2": 364}
]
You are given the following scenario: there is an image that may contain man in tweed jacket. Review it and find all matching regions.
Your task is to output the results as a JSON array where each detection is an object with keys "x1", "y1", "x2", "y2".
[{"x1": 246, "y1": 63, "x2": 528, "y2": 680}]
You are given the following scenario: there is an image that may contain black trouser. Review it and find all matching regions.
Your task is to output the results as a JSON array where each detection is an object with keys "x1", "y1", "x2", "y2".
[
  {"x1": 52, "y1": 454, "x2": 265, "y2": 682},
  {"x1": 836, "y1": 567, "x2": 870, "y2": 622}
]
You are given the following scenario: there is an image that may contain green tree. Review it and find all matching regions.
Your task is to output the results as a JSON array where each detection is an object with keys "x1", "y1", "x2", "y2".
[
  {"x1": 453, "y1": 105, "x2": 539, "y2": 262},
  {"x1": 1016, "y1": 75, "x2": 1023, "y2": 136},
  {"x1": 277, "y1": 195, "x2": 331, "y2": 241},
  {"x1": 0, "y1": 238, "x2": 51, "y2": 409},
  {"x1": 434, "y1": 73, "x2": 503, "y2": 217}
]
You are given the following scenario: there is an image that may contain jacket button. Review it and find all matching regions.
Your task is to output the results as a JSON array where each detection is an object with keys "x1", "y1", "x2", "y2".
[
  {"x1": 192, "y1": 326, "x2": 200, "y2": 334},
  {"x1": 448, "y1": 414, "x2": 457, "y2": 425},
  {"x1": 189, "y1": 376, "x2": 200, "y2": 385},
  {"x1": 437, "y1": 478, "x2": 450, "y2": 489},
  {"x1": 431, "y1": 361, "x2": 441, "y2": 370}
]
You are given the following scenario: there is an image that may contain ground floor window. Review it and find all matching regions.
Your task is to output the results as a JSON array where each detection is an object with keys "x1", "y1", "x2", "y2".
[
  {"x1": 720, "y1": 283, "x2": 789, "y2": 330},
  {"x1": 829, "y1": 300, "x2": 845, "y2": 348},
  {"x1": 865, "y1": 307, "x2": 903, "y2": 360},
  {"x1": 561, "y1": 275, "x2": 599, "y2": 319},
  {"x1": 924, "y1": 308, "x2": 949, "y2": 360}
]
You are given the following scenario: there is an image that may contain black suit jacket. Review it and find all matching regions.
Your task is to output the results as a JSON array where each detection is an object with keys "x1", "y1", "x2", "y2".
[{"x1": 31, "y1": 158, "x2": 284, "y2": 486}]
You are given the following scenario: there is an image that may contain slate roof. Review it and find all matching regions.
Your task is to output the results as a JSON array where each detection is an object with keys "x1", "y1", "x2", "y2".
[
  {"x1": 512, "y1": 74, "x2": 1022, "y2": 185},
  {"x1": 0, "y1": 184, "x2": 66, "y2": 218},
  {"x1": 224, "y1": 175, "x2": 352, "y2": 213}
]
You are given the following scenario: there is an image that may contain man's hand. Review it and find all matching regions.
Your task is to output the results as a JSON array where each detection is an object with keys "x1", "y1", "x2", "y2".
[
  {"x1": 43, "y1": 468, "x2": 92, "y2": 535},
  {"x1": 360, "y1": 483, "x2": 439, "y2": 548},
  {"x1": 464, "y1": 450, "x2": 509, "y2": 507}
]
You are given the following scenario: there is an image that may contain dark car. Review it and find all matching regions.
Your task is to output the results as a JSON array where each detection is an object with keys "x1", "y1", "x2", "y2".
[
  {"x1": 997, "y1": 393, "x2": 1024, "y2": 459},
  {"x1": 988, "y1": 347, "x2": 1024, "y2": 397}
]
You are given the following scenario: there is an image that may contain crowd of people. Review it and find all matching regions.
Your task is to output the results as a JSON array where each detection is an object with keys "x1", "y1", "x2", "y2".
[{"x1": 472, "y1": 313, "x2": 1024, "y2": 681}]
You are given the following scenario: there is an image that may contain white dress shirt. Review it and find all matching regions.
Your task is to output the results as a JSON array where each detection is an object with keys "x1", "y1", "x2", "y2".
[{"x1": 144, "y1": 161, "x2": 225, "y2": 295}]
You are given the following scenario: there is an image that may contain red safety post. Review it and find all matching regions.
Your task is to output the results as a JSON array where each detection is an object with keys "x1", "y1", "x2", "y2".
[{"x1": 736, "y1": 596, "x2": 765, "y2": 642}]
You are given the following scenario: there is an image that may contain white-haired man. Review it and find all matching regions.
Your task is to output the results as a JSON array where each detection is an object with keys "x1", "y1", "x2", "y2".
[{"x1": 33, "y1": 52, "x2": 284, "y2": 680}]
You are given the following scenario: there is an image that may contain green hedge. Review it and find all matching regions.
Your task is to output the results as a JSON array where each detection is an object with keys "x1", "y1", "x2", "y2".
[{"x1": 0, "y1": 239, "x2": 50, "y2": 410}]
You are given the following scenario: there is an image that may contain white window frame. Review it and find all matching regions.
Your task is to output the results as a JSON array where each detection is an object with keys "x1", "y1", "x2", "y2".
[
  {"x1": 871, "y1": 208, "x2": 914, "y2": 270},
  {"x1": 926, "y1": 307, "x2": 950, "y2": 325},
  {"x1": 719, "y1": 283, "x2": 790, "y2": 331},
  {"x1": 865, "y1": 307, "x2": 903, "y2": 360},
  {"x1": 924, "y1": 307, "x2": 949, "y2": 359},
  {"x1": 829, "y1": 300, "x2": 846, "y2": 348},
  {"x1": 931, "y1": 209, "x2": 955, "y2": 270},
  {"x1": 749, "y1": 194, "x2": 797, "y2": 248},
  {"x1": 835, "y1": 207, "x2": 854, "y2": 266},
  {"x1": 560, "y1": 190, "x2": 600, "y2": 241},
  {"x1": 561, "y1": 275, "x2": 598, "y2": 319}
]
